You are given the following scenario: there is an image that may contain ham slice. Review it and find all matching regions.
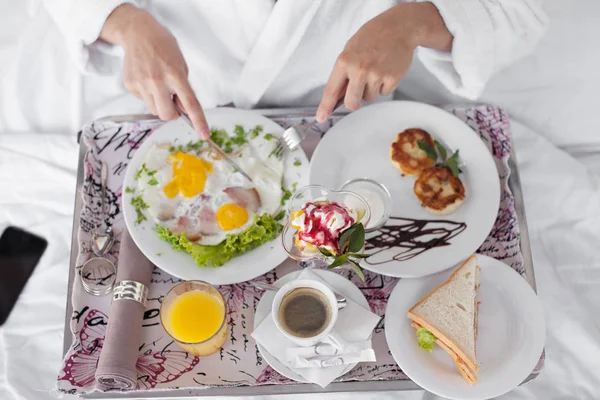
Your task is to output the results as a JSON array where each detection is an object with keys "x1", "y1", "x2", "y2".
[
  {"x1": 197, "y1": 208, "x2": 219, "y2": 235},
  {"x1": 223, "y1": 187, "x2": 261, "y2": 213},
  {"x1": 171, "y1": 216, "x2": 202, "y2": 242}
]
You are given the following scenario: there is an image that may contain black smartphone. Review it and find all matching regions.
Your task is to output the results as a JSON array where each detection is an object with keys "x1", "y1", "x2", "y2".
[{"x1": 0, "y1": 226, "x2": 48, "y2": 326}]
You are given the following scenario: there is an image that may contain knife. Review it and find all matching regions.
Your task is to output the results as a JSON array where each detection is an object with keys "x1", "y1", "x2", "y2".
[{"x1": 173, "y1": 102, "x2": 254, "y2": 182}]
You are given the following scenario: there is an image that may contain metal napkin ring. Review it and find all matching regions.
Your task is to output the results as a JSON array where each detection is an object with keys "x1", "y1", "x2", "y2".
[{"x1": 112, "y1": 280, "x2": 148, "y2": 306}]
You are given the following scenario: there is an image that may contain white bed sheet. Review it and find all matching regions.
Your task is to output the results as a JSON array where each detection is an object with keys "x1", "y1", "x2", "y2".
[{"x1": 2, "y1": 0, "x2": 600, "y2": 399}]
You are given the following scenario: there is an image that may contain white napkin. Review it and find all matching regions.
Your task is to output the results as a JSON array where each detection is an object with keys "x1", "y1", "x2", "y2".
[
  {"x1": 285, "y1": 332, "x2": 376, "y2": 369},
  {"x1": 252, "y1": 269, "x2": 381, "y2": 388}
]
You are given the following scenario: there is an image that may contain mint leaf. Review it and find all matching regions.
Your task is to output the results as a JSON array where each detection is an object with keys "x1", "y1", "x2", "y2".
[
  {"x1": 338, "y1": 225, "x2": 356, "y2": 254},
  {"x1": 443, "y1": 150, "x2": 460, "y2": 177},
  {"x1": 434, "y1": 140, "x2": 447, "y2": 162},
  {"x1": 417, "y1": 140, "x2": 438, "y2": 161},
  {"x1": 348, "y1": 253, "x2": 371, "y2": 259},
  {"x1": 328, "y1": 254, "x2": 348, "y2": 269},
  {"x1": 348, "y1": 223, "x2": 365, "y2": 253},
  {"x1": 348, "y1": 260, "x2": 365, "y2": 282},
  {"x1": 318, "y1": 247, "x2": 334, "y2": 257}
]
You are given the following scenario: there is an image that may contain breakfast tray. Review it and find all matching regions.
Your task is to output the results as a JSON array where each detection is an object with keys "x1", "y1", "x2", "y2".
[{"x1": 62, "y1": 105, "x2": 544, "y2": 397}]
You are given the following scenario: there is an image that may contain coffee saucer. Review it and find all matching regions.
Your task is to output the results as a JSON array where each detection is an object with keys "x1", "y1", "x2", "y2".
[{"x1": 253, "y1": 269, "x2": 371, "y2": 383}]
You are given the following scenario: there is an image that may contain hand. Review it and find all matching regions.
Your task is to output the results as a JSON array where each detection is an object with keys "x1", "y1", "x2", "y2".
[
  {"x1": 100, "y1": 5, "x2": 209, "y2": 138},
  {"x1": 316, "y1": 3, "x2": 453, "y2": 122}
]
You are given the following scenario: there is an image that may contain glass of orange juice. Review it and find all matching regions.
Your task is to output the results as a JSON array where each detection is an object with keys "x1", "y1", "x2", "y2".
[{"x1": 160, "y1": 280, "x2": 228, "y2": 356}]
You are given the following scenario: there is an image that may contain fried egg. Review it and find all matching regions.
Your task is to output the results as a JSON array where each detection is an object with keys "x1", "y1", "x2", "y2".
[{"x1": 137, "y1": 140, "x2": 284, "y2": 246}]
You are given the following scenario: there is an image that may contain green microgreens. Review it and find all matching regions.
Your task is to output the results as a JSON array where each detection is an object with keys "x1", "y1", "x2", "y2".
[
  {"x1": 131, "y1": 195, "x2": 149, "y2": 224},
  {"x1": 293, "y1": 159, "x2": 301, "y2": 167},
  {"x1": 124, "y1": 186, "x2": 135, "y2": 194},
  {"x1": 250, "y1": 125, "x2": 263, "y2": 139},
  {"x1": 417, "y1": 139, "x2": 462, "y2": 177},
  {"x1": 135, "y1": 163, "x2": 158, "y2": 185},
  {"x1": 317, "y1": 222, "x2": 370, "y2": 282},
  {"x1": 274, "y1": 210, "x2": 286, "y2": 221},
  {"x1": 209, "y1": 124, "x2": 263, "y2": 153},
  {"x1": 281, "y1": 186, "x2": 292, "y2": 206},
  {"x1": 185, "y1": 140, "x2": 205, "y2": 153}
]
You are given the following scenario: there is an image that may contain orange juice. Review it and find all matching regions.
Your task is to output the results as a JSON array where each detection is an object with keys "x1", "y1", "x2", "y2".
[
  {"x1": 169, "y1": 291, "x2": 224, "y2": 342},
  {"x1": 160, "y1": 281, "x2": 228, "y2": 356}
]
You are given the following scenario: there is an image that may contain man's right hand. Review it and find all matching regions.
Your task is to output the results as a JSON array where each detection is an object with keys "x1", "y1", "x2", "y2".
[{"x1": 100, "y1": 4, "x2": 209, "y2": 138}]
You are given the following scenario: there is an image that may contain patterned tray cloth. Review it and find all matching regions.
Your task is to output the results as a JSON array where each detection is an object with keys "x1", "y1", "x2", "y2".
[{"x1": 57, "y1": 105, "x2": 523, "y2": 395}]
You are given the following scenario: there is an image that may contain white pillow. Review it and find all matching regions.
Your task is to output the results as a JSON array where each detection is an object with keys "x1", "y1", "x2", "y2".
[{"x1": 398, "y1": 0, "x2": 600, "y2": 150}]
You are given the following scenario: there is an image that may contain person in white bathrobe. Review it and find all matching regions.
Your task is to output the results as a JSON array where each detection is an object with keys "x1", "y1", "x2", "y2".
[{"x1": 44, "y1": 0, "x2": 547, "y2": 138}]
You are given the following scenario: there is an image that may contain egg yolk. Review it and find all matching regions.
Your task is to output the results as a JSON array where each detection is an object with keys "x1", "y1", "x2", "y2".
[
  {"x1": 216, "y1": 203, "x2": 249, "y2": 231},
  {"x1": 164, "y1": 152, "x2": 213, "y2": 198}
]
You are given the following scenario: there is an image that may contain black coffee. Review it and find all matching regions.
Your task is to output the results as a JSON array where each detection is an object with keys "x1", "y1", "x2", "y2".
[{"x1": 278, "y1": 287, "x2": 332, "y2": 338}]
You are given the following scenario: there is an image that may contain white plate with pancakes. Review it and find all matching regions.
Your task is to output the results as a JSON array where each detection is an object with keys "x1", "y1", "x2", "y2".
[
  {"x1": 309, "y1": 101, "x2": 500, "y2": 278},
  {"x1": 384, "y1": 255, "x2": 545, "y2": 400},
  {"x1": 123, "y1": 108, "x2": 309, "y2": 284}
]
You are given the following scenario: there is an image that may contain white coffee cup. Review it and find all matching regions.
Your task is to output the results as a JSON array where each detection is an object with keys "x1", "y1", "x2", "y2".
[{"x1": 272, "y1": 279, "x2": 339, "y2": 347}]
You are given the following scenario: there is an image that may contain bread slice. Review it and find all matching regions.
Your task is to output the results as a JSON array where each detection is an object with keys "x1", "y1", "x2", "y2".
[{"x1": 407, "y1": 255, "x2": 480, "y2": 374}]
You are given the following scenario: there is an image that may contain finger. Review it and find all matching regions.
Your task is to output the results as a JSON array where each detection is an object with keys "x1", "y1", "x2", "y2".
[
  {"x1": 141, "y1": 91, "x2": 158, "y2": 115},
  {"x1": 153, "y1": 86, "x2": 179, "y2": 121},
  {"x1": 380, "y1": 75, "x2": 400, "y2": 96},
  {"x1": 344, "y1": 71, "x2": 366, "y2": 111},
  {"x1": 363, "y1": 79, "x2": 382, "y2": 103},
  {"x1": 316, "y1": 62, "x2": 348, "y2": 122},
  {"x1": 173, "y1": 80, "x2": 209, "y2": 139}
]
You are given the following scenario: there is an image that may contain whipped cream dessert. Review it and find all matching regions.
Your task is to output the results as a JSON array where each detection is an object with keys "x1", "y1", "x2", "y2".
[{"x1": 290, "y1": 201, "x2": 359, "y2": 255}]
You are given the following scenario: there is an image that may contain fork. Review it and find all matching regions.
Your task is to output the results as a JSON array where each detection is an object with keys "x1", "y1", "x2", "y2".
[{"x1": 271, "y1": 98, "x2": 345, "y2": 159}]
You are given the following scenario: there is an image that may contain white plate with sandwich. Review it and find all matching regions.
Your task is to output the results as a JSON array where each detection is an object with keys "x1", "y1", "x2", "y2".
[
  {"x1": 310, "y1": 101, "x2": 500, "y2": 278},
  {"x1": 385, "y1": 254, "x2": 545, "y2": 400}
]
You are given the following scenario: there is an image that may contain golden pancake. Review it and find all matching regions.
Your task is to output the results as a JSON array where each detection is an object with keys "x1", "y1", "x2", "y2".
[
  {"x1": 414, "y1": 166, "x2": 465, "y2": 215},
  {"x1": 390, "y1": 128, "x2": 436, "y2": 176}
]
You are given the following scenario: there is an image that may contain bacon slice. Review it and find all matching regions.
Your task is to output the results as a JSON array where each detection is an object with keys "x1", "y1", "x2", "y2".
[
  {"x1": 223, "y1": 187, "x2": 261, "y2": 213},
  {"x1": 197, "y1": 208, "x2": 219, "y2": 235},
  {"x1": 171, "y1": 217, "x2": 202, "y2": 242}
]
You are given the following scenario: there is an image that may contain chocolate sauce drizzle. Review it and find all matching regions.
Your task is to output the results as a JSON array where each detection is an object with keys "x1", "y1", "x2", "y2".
[{"x1": 365, "y1": 216, "x2": 467, "y2": 264}]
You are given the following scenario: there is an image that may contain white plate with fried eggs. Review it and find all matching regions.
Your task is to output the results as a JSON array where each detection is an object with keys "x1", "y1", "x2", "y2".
[{"x1": 122, "y1": 108, "x2": 309, "y2": 284}]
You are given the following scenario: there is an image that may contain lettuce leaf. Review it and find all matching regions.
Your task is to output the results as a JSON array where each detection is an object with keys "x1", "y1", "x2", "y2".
[
  {"x1": 416, "y1": 328, "x2": 437, "y2": 352},
  {"x1": 155, "y1": 213, "x2": 283, "y2": 267}
]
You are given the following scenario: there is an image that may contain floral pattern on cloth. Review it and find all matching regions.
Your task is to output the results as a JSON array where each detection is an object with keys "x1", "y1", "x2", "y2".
[{"x1": 57, "y1": 105, "x2": 526, "y2": 394}]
